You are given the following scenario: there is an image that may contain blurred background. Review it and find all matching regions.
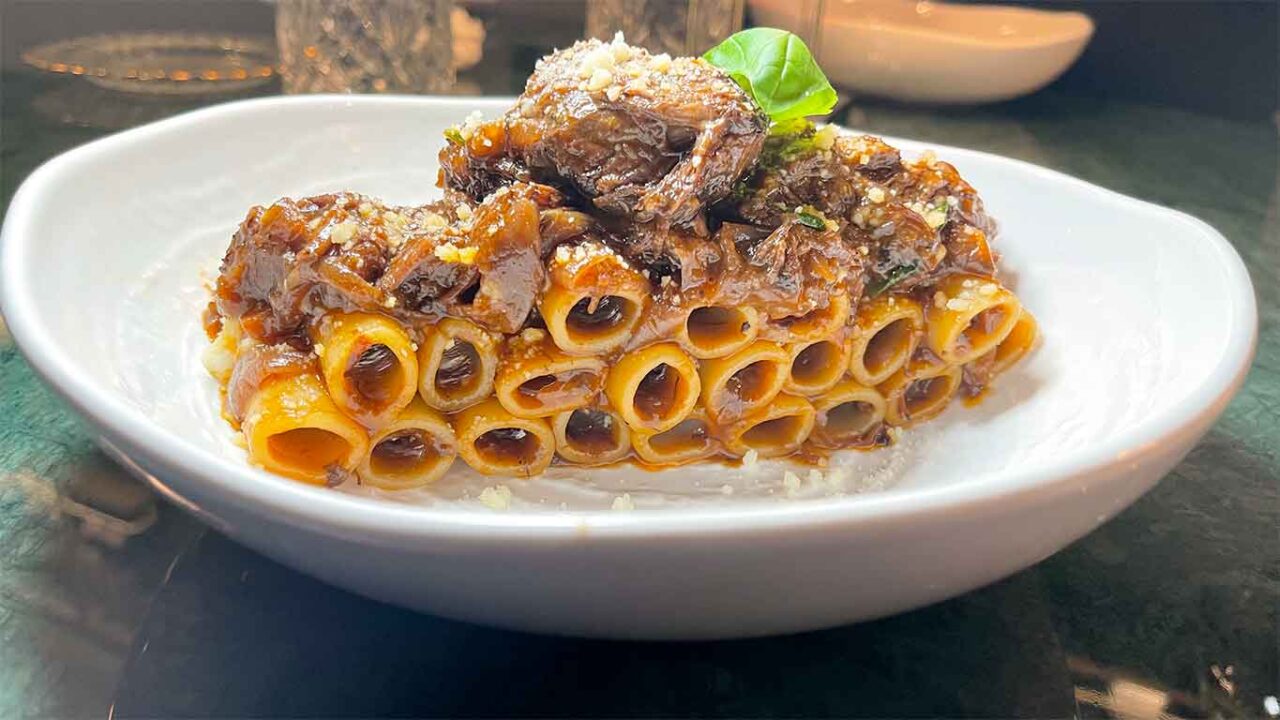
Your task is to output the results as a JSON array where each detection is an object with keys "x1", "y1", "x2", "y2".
[{"x1": 1, "y1": 0, "x2": 1275, "y2": 121}]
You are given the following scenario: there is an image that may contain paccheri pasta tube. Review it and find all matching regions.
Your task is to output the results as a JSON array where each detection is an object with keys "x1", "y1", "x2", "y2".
[
  {"x1": 241, "y1": 372, "x2": 370, "y2": 485},
  {"x1": 359, "y1": 399, "x2": 458, "y2": 489},
  {"x1": 314, "y1": 312, "x2": 419, "y2": 429},
  {"x1": 418, "y1": 318, "x2": 499, "y2": 413},
  {"x1": 552, "y1": 405, "x2": 632, "y2": 466},
  {"x1": 203, "y1": 34, "x2": 1037, "y2": 487}
]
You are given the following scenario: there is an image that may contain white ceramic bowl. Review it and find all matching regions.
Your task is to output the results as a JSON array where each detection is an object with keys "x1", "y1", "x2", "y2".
[
  {"x1": 750, "y1": 0, "x2": 1094, "y2": 103},
  {"x1": 0, "y1": 96, "x2": 1255, "y2": 639}
]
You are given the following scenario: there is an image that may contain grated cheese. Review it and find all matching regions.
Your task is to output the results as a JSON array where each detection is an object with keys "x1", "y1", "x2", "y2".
[
  {"x1": 329, "y1": 221, "x2": 358, "y2": 246},
  {"x1": 783, "y1": 471, "x2": 802, "y2": 497},
  {"x1": 478, "y1": 484, "x2": 512, "y2": 510}
]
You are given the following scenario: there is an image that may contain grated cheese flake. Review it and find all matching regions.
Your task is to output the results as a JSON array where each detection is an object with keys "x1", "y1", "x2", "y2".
[
  {"x1": 329, "y1": 221, "x2": 358, "y2": 246},
  {"x1": 783, "y1": 471, "x2": 802, "y2": 497},
  {"x1": 586, "y1": 67, "x2": 613, "y2": 92},
  {"x1": 478, "y1": 485, "x2": 513, "y2": 511}
]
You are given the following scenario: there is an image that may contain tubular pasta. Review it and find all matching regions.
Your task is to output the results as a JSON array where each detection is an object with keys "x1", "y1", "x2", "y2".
[
  {"x1": 358, "y1": 398, "x2": 457, "y2": 489},
  {"x1": 811, "y1": 379, "x2": 886, "y2": 447},
  {"x1": 605, "y1": 342, "x2": 701, "y2": 433},
  {"x1": 925, "y1": 274, "x2": 1022, "y2": 365},
  {"x1": 721, "y1": 394, "x2": 816, "y2": 458},
  {"x1": 988, "y1": 308, "x2": 1039, "y2": 376},
  {"x1": 784, "y1": 337, "x2": 849, "y2": 396},
  {"x1": 630, "y1": 407, "x2": 719, "y2": 466},
  {"x1": 551, "y1": 406, "x2": 632, "y2": 465},
  {"x1": 847, "y1": 295, "x2": 924, "y2": 387},
  {"x1": 241, "y1": 372, "x2": 369, "y2": 485},
  {"x1": 313, "y1": 312, "x2": 419, "y2": 429},
  {"x1": 698, "y1": 340, "x2": 789, "y2": 423},
  {"x1": 540, "y1": 240, "x2": 649, "y2": 355},
  {"x1": 675, "y1": 305, "x2": 761, "y2": 359},
  {"x1": 879, "y1": 359, "x2": 963, "y2": 426},
  {"x1": 453, "y1": 397, "x2": 555, "y2": 477},
  {"x1": 418, "y1": 317, "x2": 499, "y2": 412},
  {"x1": 494, "y1": 329, "x2": 606, "y2": 418},
  {"x1": 765, "y1": 294, "x2": 851, "y2": 344}
]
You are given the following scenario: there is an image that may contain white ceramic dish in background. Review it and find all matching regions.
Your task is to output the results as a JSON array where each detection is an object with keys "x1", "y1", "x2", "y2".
[
  {"x1": 750, "y1": 0, "x2": 1094, "y2": 103},
  {"x1": 0, "y1": 96, "x2": 1255, "y2": 639}
]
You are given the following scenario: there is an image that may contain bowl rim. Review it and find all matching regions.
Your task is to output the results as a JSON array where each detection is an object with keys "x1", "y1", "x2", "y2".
[
  {"x1": 0, "y1": 94, "x2": 1258, "y2": 543},
  {"x1": 749, "y1": 0, "x2": 1095, "y2": 50}
]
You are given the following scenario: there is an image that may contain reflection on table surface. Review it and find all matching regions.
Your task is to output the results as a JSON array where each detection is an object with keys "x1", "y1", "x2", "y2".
[{"x1": 1, "y1": 28, "x2": 1277, "y2": 720}]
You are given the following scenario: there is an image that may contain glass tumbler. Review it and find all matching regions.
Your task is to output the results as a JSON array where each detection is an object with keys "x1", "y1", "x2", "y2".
[
  {"x1": 275, "y1": 0, "x2": 454, "y2": 94},
  {"x1": 586, "y1": 0, "x2": 745, "y2": 56}
]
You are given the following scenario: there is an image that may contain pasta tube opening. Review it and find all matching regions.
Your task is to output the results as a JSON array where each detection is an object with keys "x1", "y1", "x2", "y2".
[
  {"x1": 812, "y1": 379, "x2": 887, "y2": 446},
  {"x1": 418, "y1": 318, "x2": 498, "y2": 413},
  {"x1": 631, "y1": 409, "x2": 718, "y2": 465},
  {"x1": 723, "y1": 394, "x2": 816, "y2": 458},
  {"x1": 541, "y1": 240, "x2": 648, "y2": 355},
  {"x1": 553, "y1": 407, "x2": 631, "y2": 465},
  {"x1": 495, "y1": 330, "x2": 606, "y2": 418},
  {"x1": 268, "y1": 428, "x2": 357, "y2": 476},
  {"x1": 785, "y1": 339, "x2": 848, "y2": 396},
  {"x1": 359, "y1": 399, "x2": 457, "y2": 489},
  {"x1": 369, "y1": 432, "x2": 444, "y2": 476},
  {"x1": 476, "y1": 429, "x2": 542, "y2": 467},
  {"x1": 848, "y1": 296, "x2": 923, "y2": 386},
  {"x1": 880, "y1": 362, "x2": 962, "y2": 426},
  {"x1": 769, "y1": 294, "x2": 850, "y2": 344},
  {"x1": 569, "y1": 295, "x2": 639, "y2": 339},
  {"x1": 605, "y1": 343, "x2": 701, "y2": 433},
  {"x1": 990, "y1": 309, "x2": 1038, "y2": 375},
  {"x1": 699, "y1": 341, "x2": 788, "y2": 422},
  {"x1": 346, "y1": 345, "x2": 405, "y2": 403},
  {"x1": 437, "y1": 341, "x2": 482, "y2": 394},
  {"x1": 926, "y1": 275, "x2": 1021, "y2": 364},
  {"x1": 454, "y1": 398, "x2": 555, "y2": 476},
  {"x1": 679, "y1": 305, "x2": 760, "y2": 359},
  {"x1": 242, "y1": 373, "x2": 369, "y2": 485},
  {"x1": 315, "y1": 312, "x2": 419, "y2": 428}
]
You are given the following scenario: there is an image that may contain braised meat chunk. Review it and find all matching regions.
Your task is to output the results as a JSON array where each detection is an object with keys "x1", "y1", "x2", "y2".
[
  {"x1": 213, "y1": 185, "x2": 558, "y2": 343},
  {"x1": 733, "y1": 128, "x2": 997, "y2": 293},
  {"x1": 440, "y1": 35, "x2": 768, "y2": 230}
]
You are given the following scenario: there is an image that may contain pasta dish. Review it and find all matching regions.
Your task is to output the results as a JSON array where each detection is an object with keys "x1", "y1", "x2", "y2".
[{"x1": 202, "y1": 29, "x2": 1038, "y2": 489}]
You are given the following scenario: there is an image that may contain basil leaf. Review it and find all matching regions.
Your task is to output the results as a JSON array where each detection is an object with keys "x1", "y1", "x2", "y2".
[
  {"x1": 869, "y1": 262, "x2": 921, "y2": 297},
  {"x1": 443, "y1": 127, "x2": 465, "y2": 144},
  {"x1": 704, "y1": 28, "x2": 839, "y2": 123}
]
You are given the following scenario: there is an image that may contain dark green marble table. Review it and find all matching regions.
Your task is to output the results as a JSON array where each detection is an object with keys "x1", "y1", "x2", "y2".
[{"x1": 1, "y1": 65, "x2": 1276, "y2": 718}]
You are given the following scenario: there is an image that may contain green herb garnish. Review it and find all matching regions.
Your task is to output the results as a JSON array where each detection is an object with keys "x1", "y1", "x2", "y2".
[
  {"x1": 795, "y1": 209, "x2": 828, "y2": 230},
  {"x1": 869, "y1": 262, "x2": 921, "y2": 297},
  {"x1": 767, "y1": 116, "x2": 814, "y2": 138},
  {"x1": 704, "y1": 28, "x2": 839, "y2": 124},
  {"x1": 443, "y1": 127, "x2": 465, "y2": 144}
]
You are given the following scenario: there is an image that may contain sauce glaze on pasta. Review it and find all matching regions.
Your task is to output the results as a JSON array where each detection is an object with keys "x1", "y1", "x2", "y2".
[{"x1": 203, "y1": 35, "x2": 1037, "y2": 488}]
